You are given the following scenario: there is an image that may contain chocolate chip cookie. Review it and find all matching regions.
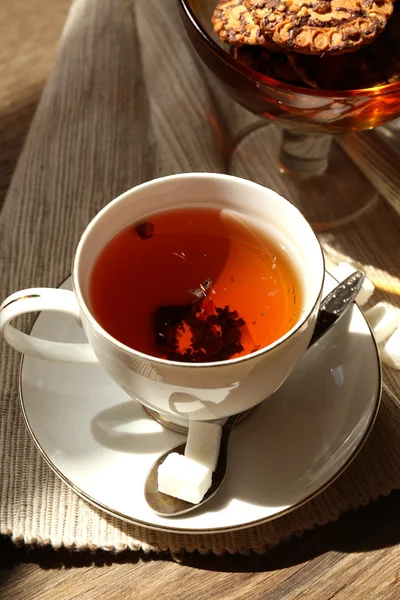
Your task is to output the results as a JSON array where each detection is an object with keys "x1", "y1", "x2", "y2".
[
  {"x1": 245, "y1": 0, "x2": 395, "y2": 55},
  {"x1": 212, "y1": 0, "x2": 281, "y2": 51},
  {"x1": 287, "y1": 3, "x2": 400, "y2": 87}
]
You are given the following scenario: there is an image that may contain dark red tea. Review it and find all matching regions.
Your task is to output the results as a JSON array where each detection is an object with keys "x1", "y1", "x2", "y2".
[{"x1": 89, "y1": 207, "x2": 301, "y2": 362}]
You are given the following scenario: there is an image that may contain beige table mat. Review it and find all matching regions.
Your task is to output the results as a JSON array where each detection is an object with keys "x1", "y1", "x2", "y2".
[{"x1": 1, "y1": 0, "x2": 400, "y2": 555}]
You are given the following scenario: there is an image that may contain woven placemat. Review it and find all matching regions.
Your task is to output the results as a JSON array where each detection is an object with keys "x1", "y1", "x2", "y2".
[{"x1": 1, "y1": 0, "x2": 400, "y2": 555}]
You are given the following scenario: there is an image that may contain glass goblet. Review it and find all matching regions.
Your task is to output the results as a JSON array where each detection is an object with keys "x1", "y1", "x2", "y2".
[{"x1": 178, "y1": 0, "x2": 400, "y2": 230}]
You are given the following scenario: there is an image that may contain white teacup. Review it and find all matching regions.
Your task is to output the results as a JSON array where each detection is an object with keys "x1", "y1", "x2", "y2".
[{"x1": 0, "y1": 173, "x2": 324, "y2": 423}]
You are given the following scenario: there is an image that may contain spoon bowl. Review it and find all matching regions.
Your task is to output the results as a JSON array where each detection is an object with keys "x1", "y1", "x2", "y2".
[{"x1": 144, "y1": 412, "x2": 243, "y2": 517}]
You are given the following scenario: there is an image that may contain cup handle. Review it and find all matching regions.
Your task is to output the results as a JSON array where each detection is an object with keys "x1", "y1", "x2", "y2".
[{"x1": 0, "y1": 288, "x2": 98, "y2": 363}]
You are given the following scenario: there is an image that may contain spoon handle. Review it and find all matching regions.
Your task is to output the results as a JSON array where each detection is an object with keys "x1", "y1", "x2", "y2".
[{"x1": 307, "y1": 270, "x2": 365, "y2": 349}]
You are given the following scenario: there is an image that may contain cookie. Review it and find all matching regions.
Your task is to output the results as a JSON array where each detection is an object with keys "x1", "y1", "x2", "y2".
[
  {"x1": 245, "y1": 0, "x2": 395, "y2": 55},
  {"x1": 212, "y1": 0, "x2": 281, "y2": 51},
  {"x1": 287, "y1": 4, "x2": 400, "y2": 88}
]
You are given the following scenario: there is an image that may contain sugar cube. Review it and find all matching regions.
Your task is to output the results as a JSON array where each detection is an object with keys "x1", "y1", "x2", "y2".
[
  {"x1": 381, "y1": 327, "x2": 400, "y2": 370},
  {"x1": 365, "y1": 302, "x2": 399, "y2": 344},
  {"x1": 185, "y1": 421, "x2": 222, "y2": 472},
  {"x1": 330, "y1": 262, "x2": 375, "y2": 306},
  {"x1": 157, "y1": 453, "x2": 212, "y2": 504}
]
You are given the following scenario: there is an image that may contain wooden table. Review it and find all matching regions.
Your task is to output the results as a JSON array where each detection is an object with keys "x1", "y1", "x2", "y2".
[
  {"x1": 1, "y1": 2, "x2": 400, "y2": 598},
  {"x1": 1, "y1": 491, "x2": 400, "y2": 599}
]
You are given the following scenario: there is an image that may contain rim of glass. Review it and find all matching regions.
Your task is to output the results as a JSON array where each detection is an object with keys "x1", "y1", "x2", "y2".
[{"x1": 179, "y1": 0, "x2": 400, "y2": 99}]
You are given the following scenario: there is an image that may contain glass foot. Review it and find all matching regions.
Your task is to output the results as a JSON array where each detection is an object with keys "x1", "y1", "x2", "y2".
[{"x1": 229, "y1": 124, "x2": 379, "y2": 232}]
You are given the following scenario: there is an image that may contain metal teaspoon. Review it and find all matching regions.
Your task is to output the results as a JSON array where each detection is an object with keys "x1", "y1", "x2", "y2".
[{"x1": 144, "y1": 271, "x2": 365, "y2": 517}]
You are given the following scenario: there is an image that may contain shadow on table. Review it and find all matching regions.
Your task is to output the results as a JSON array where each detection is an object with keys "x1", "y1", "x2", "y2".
[
  {"x1": 183, "y1": 489, "x2": 400, "y2": 573},
  {"x1": 1, "y1": 489, "x2": 400, "y2": 576}
]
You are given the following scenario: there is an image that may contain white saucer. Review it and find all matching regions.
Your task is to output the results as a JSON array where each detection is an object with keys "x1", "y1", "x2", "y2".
[{"x1": 19, "y1": 273, "x2": 381, "y2": 534}]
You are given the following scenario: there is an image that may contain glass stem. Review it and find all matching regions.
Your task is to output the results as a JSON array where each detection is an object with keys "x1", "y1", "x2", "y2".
[{"x1": 279, "y1": 129, "x2": 333, "y2": 175}]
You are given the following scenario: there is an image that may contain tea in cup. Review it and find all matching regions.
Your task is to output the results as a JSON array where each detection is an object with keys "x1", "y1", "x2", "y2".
[{"x1": 0, "y1": 173, "x2": 324, "y2": 423}]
